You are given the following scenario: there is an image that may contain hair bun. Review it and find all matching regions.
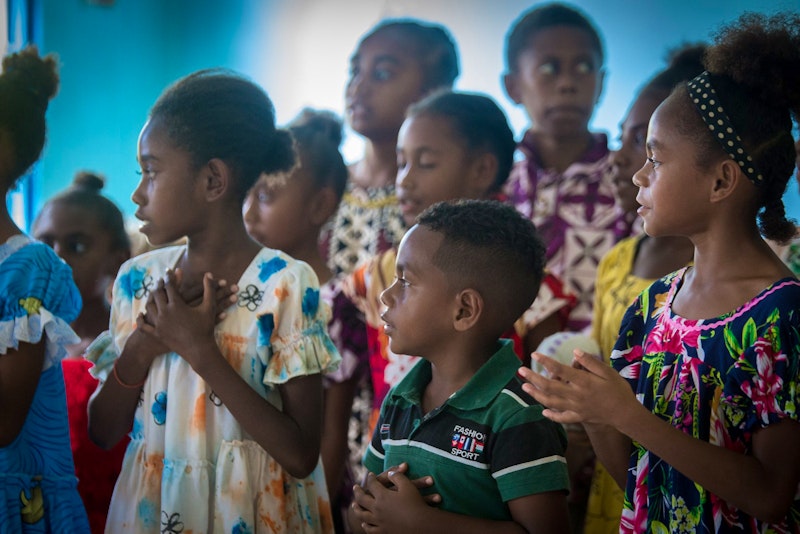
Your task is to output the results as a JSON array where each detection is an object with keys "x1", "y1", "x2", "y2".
[
  {"x1": 2, "y1": 46, "x2": 59, "y2": 108},
  {"x1": 71, "y1": 171, "x2": 106, "y2": 192},
  {"x1": 289, "y1": 108, "x2": 344, "y2": 148},
  {"x1": 262, "y1": 128, "x2": 296, "y2": 175}
]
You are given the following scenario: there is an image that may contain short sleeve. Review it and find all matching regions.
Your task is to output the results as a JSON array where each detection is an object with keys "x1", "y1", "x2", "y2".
[
  {"x1": 260, "y1": 257, "x2": 341, "y2": 385},
  {"x1": 0, "y1": 241, "x2": 81, "y2": 370},
  {"x1": 490, "y1": 403, "x2": 569, "y2": 502},
  {"x1": 85, "y1": 256, "x2": 145, "y2": 382}
]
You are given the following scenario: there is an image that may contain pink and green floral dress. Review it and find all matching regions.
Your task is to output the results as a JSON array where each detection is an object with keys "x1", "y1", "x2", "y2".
[{"x1": 611, "y1": 267, "x2": 800, "y2": 533}]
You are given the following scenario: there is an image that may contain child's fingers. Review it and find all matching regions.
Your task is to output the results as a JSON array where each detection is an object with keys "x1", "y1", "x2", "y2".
[
  {"x1": 410, "y1": 475, "x2": 434, "y2": 489},
  {"x1": 136, "y1": 312, "x2": 156, "y2": 335}
]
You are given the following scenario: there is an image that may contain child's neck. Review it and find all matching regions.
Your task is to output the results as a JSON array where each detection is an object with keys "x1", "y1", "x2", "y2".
[
  {"x1": 421, "y1": 339, "x2": 497, "y2": 415},
  {"x1": 179, "y1": 218, "x2": 262, "y2": 287},
  {"x1": 285, "y1": 238, "x2": 333, "y2": 286},
  {"x1": 530, "y1": 130, "x2": 594, "y2": 173},
  {"x1": 673, "y1": 229, "x2": 791, "y2": 320},
  {"x1": 632, "y1": 235, "x2": 694, "y2": 280},
  {"x1": 350, "y1": 137, "x2": 398, "y2": 189}
]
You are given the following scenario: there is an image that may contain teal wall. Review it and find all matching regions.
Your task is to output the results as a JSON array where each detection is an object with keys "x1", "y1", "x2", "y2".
[
  {"x1": 32, "y1": 0, "x2": 800, "y2": 227},
  {"x1": 35, "y1": 0, "x2": 276, "y2": 223}
]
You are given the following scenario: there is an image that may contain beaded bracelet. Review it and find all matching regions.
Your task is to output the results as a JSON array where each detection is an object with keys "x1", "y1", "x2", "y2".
[{"x1": 112, "y1": 361, "x2": 146, "y2": 389}]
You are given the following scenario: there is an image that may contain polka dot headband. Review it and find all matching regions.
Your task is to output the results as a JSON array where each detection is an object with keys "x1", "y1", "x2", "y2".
[{"x1": 687, "y1": 71, "x2": 763, "y2": 185}]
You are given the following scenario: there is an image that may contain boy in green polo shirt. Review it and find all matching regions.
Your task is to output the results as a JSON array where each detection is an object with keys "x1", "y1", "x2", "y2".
[{"x1": 350, "y1": 199, "x2": 570, "y2": 533}]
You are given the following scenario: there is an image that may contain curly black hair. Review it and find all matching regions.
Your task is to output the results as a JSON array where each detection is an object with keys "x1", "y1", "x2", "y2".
[
  {"x1": 668, "y1": 12, "x2": 800, "y2": 243},
  {"x1": 0, "y1": 46, "x2": 59, "y2": 187}
]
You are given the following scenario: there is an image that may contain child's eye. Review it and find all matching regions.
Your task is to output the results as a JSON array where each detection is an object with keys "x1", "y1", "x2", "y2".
[
  {"x1": 646, "y1": 156, "x2": 661, "y2": 169},
  {"x1": 257, "y1": 190, "x2": 273, "y2": 203},
  {"x1": 70, "y1": 240, "x2": 88, "y2": 255},
  {"x1": 538, "y1": 61, "x2": 557, "y2": 76},
  {"x1": 634, "y1": 131, "x2": 646, "y2": 148},
  {"x1": 136, "y1": 168, "x2": 156, "y2": 180},
  {"x1": 393, "y1": 275, "x2": 410, "y2": 288},
  {"x1": 418, "y1": 159, "x2": 436, "y2": 170},
  {"x1": 575, "y1": 60, "x2": 594, "y2": 75},
  {"x1": 373, "y1": 68, "x2": 392, "y2": 82}
]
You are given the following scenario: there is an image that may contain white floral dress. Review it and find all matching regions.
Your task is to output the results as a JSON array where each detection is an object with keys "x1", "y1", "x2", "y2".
[{"x1": 87, "y1": 245, "x2": 340, "y2": 534}]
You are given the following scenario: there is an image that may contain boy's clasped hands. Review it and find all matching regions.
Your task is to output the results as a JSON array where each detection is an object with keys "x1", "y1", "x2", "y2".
[{"x1": 351, "y1": 462, "x2": 441, "y2": 533}]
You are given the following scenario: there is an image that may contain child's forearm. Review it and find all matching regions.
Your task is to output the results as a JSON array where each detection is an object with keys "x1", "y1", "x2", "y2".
[
  {"x1": 583, "y1": 422, "x2": 631, "y2": 489},
  {"x1": 617, "y1": 400, "x2": 800, "y2": 522},
  {"x1": 191, "y1": 346, "x2": 323, "y2": 479},
  {"x1": 88, "y1": 334, "x2": 155, "y2": 449}
]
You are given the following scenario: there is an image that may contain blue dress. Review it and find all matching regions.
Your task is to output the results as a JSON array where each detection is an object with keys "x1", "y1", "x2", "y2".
[{"x1": 0, "y1": 235, "x2": 89, "y2": 533}]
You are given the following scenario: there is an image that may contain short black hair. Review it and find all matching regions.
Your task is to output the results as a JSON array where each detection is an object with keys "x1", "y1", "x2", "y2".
[
  {"x1": 407, "y1": 90, "x2": 516, "y2": 193},
  {"x1": 362, "y1": 18, "x2": 460, "y2": 90},
  {"x1": 505, "y1": 3, "x2": 604, "y2": 73},
  {"x1": 417, "y1": 199, "x2": 545, "y2": 335},
  {"x1": 149, "y1": 69, "x2": 296, "y2": 202}
]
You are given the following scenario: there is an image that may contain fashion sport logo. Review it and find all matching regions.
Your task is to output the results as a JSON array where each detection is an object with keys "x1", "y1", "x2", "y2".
[{"x1": 451, "y1": 424, "x2": 485, "y2": 461}]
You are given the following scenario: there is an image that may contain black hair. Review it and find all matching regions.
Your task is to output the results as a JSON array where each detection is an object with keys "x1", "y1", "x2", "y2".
[
  {"x1": 669, "y1": 12, "x2": 800, "y2": 243},
  {"x1": 644, "y1": 43, "x2": 708, "y2": 94},
  {"x1": 33, "y1": 171, "x2": 131, "y2": 253},
  {"x1": 505, "y1": 2, "x2": 604, "y2": 73},
  {"x1": 416, "y1": 199, "x2": 545, "y2": 334},
  {"x1": 0, "y1": 46, "x2": 59, "y2": 187},
  {"x1": 287, "y1": 108, "x2": 348, "y2": 201},
  {"x1": 149, "y1": 68, "x2": 296, "y2": 202},
  {"x1": 362, "y1": 18, "x2": 460, "y2": 90},
  {"x1": 406, "y1": 90, "x2": 516, "y2": 193}
]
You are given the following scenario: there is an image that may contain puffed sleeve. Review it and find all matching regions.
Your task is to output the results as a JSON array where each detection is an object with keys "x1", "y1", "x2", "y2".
[
  {"x1": 0, "y1": 241, "x2": 81, "y2": 370},
  {"x1": 85, "y1": 257, "x2": 147, "y2": 381},
  {"x1": 259, "y1": 256, "x2": 341, "y2": 385}
]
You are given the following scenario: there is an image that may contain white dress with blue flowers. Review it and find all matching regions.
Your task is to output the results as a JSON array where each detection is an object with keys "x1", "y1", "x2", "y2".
[
  {"x1": 87, "y1": 245, "x2": 339, "y2": 534},
  {"x1": 0, "y1": 235, "x2": 89, "y2": 533}
]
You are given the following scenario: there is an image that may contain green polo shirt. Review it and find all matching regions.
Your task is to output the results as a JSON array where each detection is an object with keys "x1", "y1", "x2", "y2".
[{"x1": 363, "y1": 340, "x2": 569, "y2": 520}]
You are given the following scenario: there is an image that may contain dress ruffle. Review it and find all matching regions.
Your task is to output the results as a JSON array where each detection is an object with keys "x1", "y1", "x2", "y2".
[{"x1": 0, "y1": 310, "x2": 80, "y2": 371}]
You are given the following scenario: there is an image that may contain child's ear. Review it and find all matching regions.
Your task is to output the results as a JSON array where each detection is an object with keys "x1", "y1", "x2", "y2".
[
  {"x1": 470, "y1": 152, "x2": 498, "y2": 197},
  {"x1": 502, "y1": 72, "x2": 522, "y2": 105},
  {"x1": 203, "y1": 158, "x2": 230, "y2": 201},
  {"x1": 308, "y1": 186, "x2": 339, "y2": 226},
  {"x1": 453, "y1": 288, "x2": 483, "y2": 332},
  {"x1": 709, "y1": 158, "x2": 741, "y2": 203}
]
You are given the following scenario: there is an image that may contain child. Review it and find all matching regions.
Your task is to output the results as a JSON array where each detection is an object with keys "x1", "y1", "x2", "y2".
[
  {"x1": 350, "y1": 199, "x2": 570, "y2": 533},
  {"x1": 341, "y1": 89, "x2": 518, "y2": 445},
  {"x1": 0, "y1": 47, "x2": 90, "y2": 531},
  {"x1": 321, "y1": 18, "x2": 460, "y2": 276},
  {"x1": 243, "y1": 108, "x2": 368, "y2": 532},
  {"x1": 582, "y1": 43, "x2": 705, "y2": 534},
  {"x1": 520, "y1": 12, "x2": 800, "y2": 533},
  {"x1": 32, "y1": 171, "x2": 131, "y2": 534},
  {"x1": 86, "y1": 69, "x2": 340, "y2": 533},
  {"x1": 502, "y1": 3, "x2": 628, "y2": 332}
]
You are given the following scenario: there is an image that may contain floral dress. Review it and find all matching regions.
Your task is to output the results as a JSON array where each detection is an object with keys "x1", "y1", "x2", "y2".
[
  {"x1": 0, "y1": 235, "x2": 89, "y2": 533},
  {"x1": 611, "y1": 267, "x2": 800, "y2": 533},
  {"x1": 87, "y1": 245, "x2": 340, "y2": 534}
]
